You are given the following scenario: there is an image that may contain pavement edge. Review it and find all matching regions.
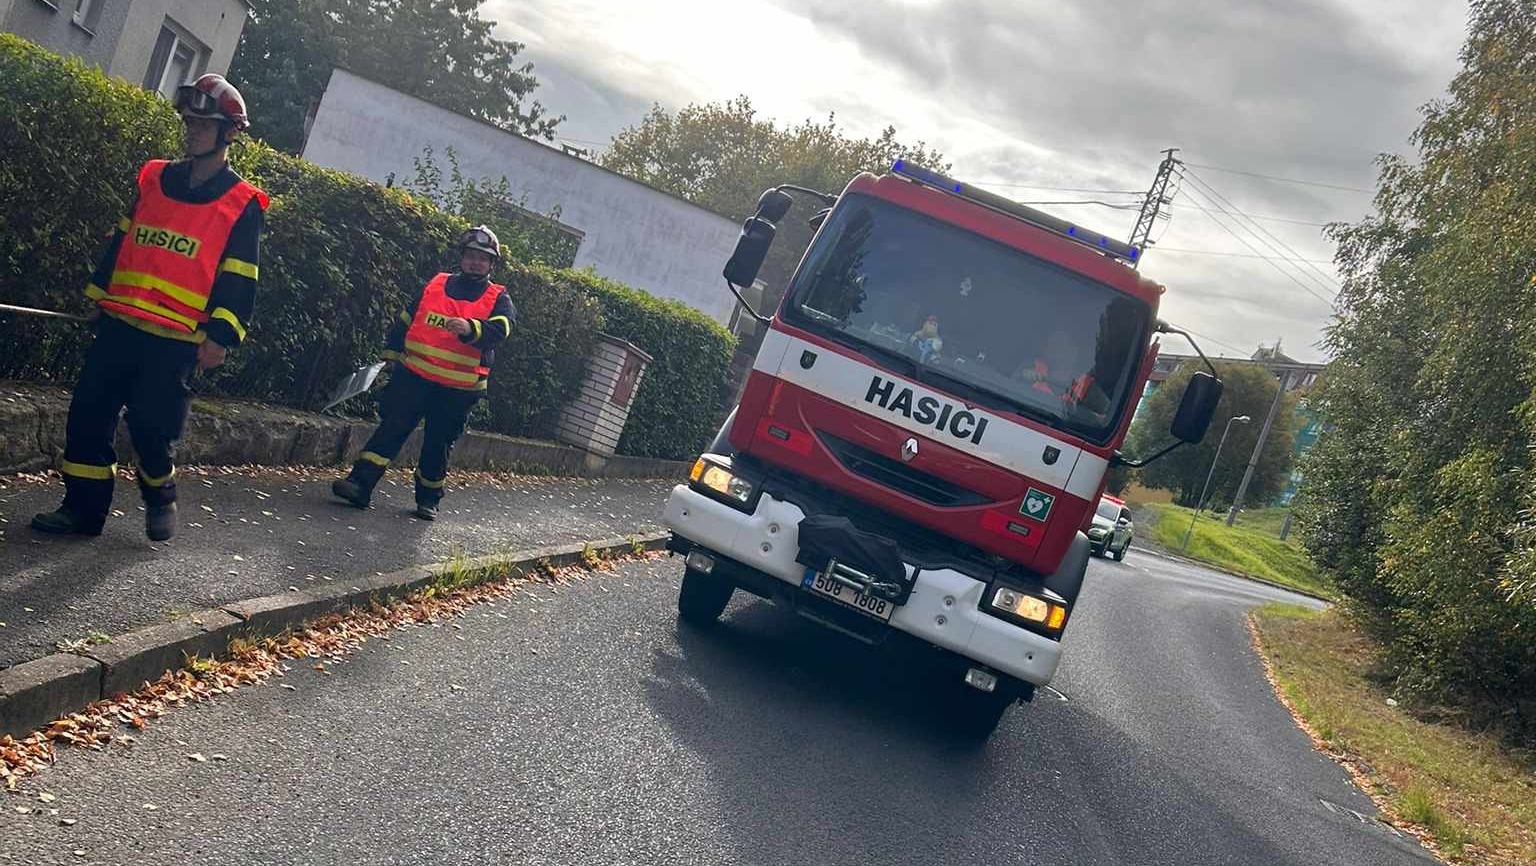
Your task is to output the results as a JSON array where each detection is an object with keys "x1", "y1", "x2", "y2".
[{"x1": 0, "y1": 531, "x2": 671, "y2": 738}]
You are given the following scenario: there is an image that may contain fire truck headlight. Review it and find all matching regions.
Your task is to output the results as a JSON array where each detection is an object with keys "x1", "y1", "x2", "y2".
[
  {"x1": 689, "y1": 456, "x2": 755, "y2": 507},
  {"x1": 990, "y1": 587, "x2": 1068, "y2": 632}
]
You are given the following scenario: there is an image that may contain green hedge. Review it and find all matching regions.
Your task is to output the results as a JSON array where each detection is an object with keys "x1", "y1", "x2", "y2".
[{"x1": 0, "y1": 34, "x2": 733, "y2": 456}]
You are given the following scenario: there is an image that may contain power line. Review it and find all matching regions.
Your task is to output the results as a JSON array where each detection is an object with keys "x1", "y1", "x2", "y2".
[
  {"x1": 976, "y1": 182, "x2": 1146, "y2": 195},
  {"x1": 1177, "y1": 180, "x2": 1337, "y2": 307},
  {"x1": 1176, "y1": 327, "x2": 1250, "y2": 356},
  {"x1": 1170, "y1": 199, "x2": 1335, "y2": 228},
  {"x1": 1182, "y1": 161, "x2": 1373, "y2": 193},
  {"x1": 1154, "y1": 247, "x2": 1334, "y2": 264},
  {"x1": 1183, "y1": 169, "x2": 1342, "y2": 292}
]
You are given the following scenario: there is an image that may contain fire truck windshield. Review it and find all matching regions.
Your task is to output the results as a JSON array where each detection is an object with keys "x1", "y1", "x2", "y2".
[{"x1": 783, "y1": 193, "x2": 1152, "y2": 443}]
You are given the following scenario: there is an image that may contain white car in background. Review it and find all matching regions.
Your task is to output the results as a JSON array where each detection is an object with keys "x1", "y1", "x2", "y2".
[{"x1": 1088, "y1": 495, "x2": 1134, "y2": 561}]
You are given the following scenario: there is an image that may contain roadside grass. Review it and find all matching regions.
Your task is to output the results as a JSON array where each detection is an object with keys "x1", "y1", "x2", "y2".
[
  {"x1": 1141, "y1": 502, "x2": 1333, "y2": 598},
  {"x1": 1252, "y1": 604, "x2": 1536, "y2": 865}
]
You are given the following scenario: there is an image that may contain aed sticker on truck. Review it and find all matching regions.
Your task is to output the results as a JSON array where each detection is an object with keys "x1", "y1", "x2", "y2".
[{"x1": 1020, "y1": 488, "x2": 1055, "y2": 522}]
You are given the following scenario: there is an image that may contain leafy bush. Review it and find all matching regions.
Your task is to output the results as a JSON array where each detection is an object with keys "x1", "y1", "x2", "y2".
[
  {"x1": 0, "y1": 34, "x2": 180, "y2": 380},
  {"x1": 0, "y1": 34, "x2": 730, "y2": 454}
]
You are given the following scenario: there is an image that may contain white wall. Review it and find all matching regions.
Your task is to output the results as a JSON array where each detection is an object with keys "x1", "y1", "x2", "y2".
[{"x1": 301, "y1": 69, "x2": 741, "y2": 324}]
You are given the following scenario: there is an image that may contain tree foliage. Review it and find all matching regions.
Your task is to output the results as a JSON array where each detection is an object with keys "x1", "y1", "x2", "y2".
[
  {"x1": 1295, "y1": 0, "x2": 1536, "y2": 736},
  {"x1": 228, "y1": 0, "x2": 560, "y2": 154},
  {"x1": 1128, "y1": 363, "x2": 1297, "y2": 508},
  {"x1": 602, "y1": 96, "x2": 947, "y2": 302}
]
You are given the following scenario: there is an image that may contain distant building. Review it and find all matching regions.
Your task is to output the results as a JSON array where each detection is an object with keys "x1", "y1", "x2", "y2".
[
  {"x1": 300, "y1": 69, "x2": 743, "y2": 327},
  {"x1": 2, "y1": 0, "x2": 251, "y2": 98}
]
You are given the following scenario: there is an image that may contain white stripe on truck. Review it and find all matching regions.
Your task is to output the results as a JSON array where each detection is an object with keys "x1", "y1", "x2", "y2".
[{"x1": 754, "y1": 328, "x2": 1110, "y2": 500}]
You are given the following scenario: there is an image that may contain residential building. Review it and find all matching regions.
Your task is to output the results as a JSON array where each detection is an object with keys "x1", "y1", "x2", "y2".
[{"x1": 2, "y1": 0, "x2": 250, "y2": 98}]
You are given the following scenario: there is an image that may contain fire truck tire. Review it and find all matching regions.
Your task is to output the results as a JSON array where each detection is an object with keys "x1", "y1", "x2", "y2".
[
  {"x1": 1043, "y1": 532, "x2": 1092, "y2": 604},
  {"x1": 678, "y1": 566, "x2": 734, "y2": 626},
  {"x1": 706, "y1": 406, "x2": 738, "y2": 456},
  {"x1": 952, "y1": 686, "x2": 1014, "y2": 739}
]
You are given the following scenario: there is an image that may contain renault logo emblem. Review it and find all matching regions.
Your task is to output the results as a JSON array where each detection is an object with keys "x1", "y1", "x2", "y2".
[{"x1": 901, "y1": 437, "x2": 919, "y2": 462}]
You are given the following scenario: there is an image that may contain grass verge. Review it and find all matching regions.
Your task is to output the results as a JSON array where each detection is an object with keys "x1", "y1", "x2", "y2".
[
  {"x1": 1251, "y1": 603, "x2": 1536, "y2": 865},
  {"x1": 1142, "y1": 502, "x2": 1333, "y2": 598}
]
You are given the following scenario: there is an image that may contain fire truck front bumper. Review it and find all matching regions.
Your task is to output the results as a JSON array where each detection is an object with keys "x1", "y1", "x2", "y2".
[{"x1": 662, "y1": 484, "x2": 1065, "y2": 688}]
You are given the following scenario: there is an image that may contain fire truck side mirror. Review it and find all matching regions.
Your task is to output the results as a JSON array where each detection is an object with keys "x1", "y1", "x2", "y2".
[
  {"x1": 724, "y1": 215, "x2": 777, "y2": 288},
  {"x1": 1171, "y1": 372, "x2": 1223, "y2": 443},
  {"x1": 756, "y1": 188, "x2": 794, "y2": 223}
]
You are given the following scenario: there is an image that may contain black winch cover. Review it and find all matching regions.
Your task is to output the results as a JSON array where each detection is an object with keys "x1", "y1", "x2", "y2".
[{"x1": 795, "y1": 514, "x2": 912, "y2": 602}]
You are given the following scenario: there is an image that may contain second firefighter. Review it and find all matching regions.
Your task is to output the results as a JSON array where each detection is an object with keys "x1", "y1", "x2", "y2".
[{"x1": 331, "y1": 226, "x2": 515, "y2": 520}]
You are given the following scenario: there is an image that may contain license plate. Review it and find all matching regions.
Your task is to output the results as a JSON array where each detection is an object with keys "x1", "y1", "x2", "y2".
[{"x1": 802, "y1": 568, "x2": 896, "y2": 622}]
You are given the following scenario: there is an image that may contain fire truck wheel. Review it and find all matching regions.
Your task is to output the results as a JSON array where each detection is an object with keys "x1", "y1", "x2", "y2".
[
  {"x1": 678, "y1": 566, "x2": 734, "y2": 626},
  {"x1": 952, "y1": 686, "x2": 1014, "y2": 739}
]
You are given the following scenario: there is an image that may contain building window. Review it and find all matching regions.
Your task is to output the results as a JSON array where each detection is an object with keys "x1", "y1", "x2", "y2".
[
  {"x1": 142, "y1": 20, "x2": 207, "y2": 99},
  {"x1": 72, "y1": 0, "x2": 104, "y2": 32}
]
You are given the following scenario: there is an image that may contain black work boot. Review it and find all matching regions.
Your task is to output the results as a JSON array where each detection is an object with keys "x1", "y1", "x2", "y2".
[
  {"x1": 31, "y1": 507, "x2": 104, "y2": 537},
  {"x1": 145, "y1": 503, "x2": 177, "y2": 542},
  {"x1": 413, "y1": 502, "x2": 438, "y2": 521},
  {"x1": 331, "y1": 478, "x2": 372, "y2": 509}
]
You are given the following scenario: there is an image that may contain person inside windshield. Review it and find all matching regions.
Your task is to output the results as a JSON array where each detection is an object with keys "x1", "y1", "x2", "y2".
[{"x1": 1015, "y1": 329, "x2": 1107, "y2": 412}]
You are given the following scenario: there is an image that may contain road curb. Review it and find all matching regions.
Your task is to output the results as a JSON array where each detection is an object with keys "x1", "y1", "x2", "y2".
[
  {"x1": 0, "y1": 531, "x2": 670, "y2": 738},
  {"x1": 1133, "y1": 544, "x2": 1336, "y2": 604}
]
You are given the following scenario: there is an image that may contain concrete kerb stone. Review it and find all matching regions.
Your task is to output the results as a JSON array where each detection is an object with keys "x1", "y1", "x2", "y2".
[
  {"x1": 0, "y1": 531, "x2": 673, "y2": 738},
  {"x1": 84, "y1": 609, "x2": 243, "y2": 698},
  {"x1": 0, "y1": 653, "x2": 102, "y2": 739}
]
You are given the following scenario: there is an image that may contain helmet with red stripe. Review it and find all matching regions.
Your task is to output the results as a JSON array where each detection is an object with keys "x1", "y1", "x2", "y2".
[{"x1": 173, "y1": 74, "x2": 250, "y2": 131}]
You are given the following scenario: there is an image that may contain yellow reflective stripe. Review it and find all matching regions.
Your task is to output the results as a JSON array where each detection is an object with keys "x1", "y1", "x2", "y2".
[
  {"x1": 85, "y1": 283, "x2": 106, "y2": 301},
  {"x1": 402, "y1": 356, "x2": 483, "y2": 386},
  {"x1": 101, "y1": 310, "x2": 205, "y2": 343},
  {"x1": 62, "y1": 460, "x2": 116, "y2": 480},
  {"x1": 414, "y1": 471, "x2": 445, "y2": 489},
  {"x1": 399, "y1": 310, "x2": 413, "y2": 325},
  {"x1": 209, "y1": 307, "x2": 246, "y2": 342},
  {"x1": 358, "y1": 451, "x2": 391, "y2": 467},
  {"x1": 139, "y1": 467, "x2": 175, "y2": 487},
  {"x1": 219, "y1": 258, "x2": 258, "y2": 280},
  {"x1": 110, "y1": 270, "x2": 210, "y2": 313},
  {"x1": 380, "y1": 349, "x2": 402, "y2": 361},
  {"x1": 100, "y1": 294, "x2": 198, "y2": 330},
  {"x1": 470, "y1": 319, "x2": 483, "y2": 341},
  {"x1": 488, "y1": 315, "x2": 511, "y2": 338},
  {"x1": 404, "y1": 339, "x2": 480, "y2": 367},
  {"x1": 117, "y1": 217, "x2": 132, "y2": 232}
]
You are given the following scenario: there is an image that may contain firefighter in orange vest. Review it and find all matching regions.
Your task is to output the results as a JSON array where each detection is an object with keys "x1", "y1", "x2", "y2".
[
  {"x1": 331, "y1": 226, "x2": 516, "y2": 520},
  {"x1": 31, "y1": 74, "x2": 267, "y2": 542}
]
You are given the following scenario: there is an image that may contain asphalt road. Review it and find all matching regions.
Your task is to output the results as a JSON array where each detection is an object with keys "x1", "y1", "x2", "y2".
[
  {"x1": 0, "y1": 469, "x2": 673, "y2": 667},
  {"x1": 3, "y1": 545, "x2": 1435, "y2": 865}
]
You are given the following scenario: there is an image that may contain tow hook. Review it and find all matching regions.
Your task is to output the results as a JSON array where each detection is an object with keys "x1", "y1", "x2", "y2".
[
  {"x1": 964, "y1": 666, "x2": 1000, "y2": 693},
  {"x1": 822, "y1": 559, "x2": 902, "y2": 600}
]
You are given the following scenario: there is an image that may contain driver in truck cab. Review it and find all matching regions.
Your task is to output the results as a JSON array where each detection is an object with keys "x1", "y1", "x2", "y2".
[{"x1": 1016, "y1": 328, "x2": 1107, "y2": 412}]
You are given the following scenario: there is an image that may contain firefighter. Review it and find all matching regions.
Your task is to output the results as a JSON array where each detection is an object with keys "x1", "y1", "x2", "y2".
[
  {"x1": 31, "y1": 74, "x2": 267, "y2": 542},
  {"x1": 330, "y1": 226, "x2": 516, "y2": 520}
]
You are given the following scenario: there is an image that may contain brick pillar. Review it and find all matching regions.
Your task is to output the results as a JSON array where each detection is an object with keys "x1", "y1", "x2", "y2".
[{"x1": 557, "y1": 334, "x2": 653, "y2": 459}]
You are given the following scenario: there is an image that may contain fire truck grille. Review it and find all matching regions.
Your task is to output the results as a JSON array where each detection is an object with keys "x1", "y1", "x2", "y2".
[{"x1": 816, "y1": 432, "x2": 990, "y2": 508}]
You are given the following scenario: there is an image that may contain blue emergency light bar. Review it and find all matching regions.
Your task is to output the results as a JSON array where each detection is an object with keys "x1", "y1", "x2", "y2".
[{"x1": 890, "y1": 160, "x2": 1142, "y2": 264}]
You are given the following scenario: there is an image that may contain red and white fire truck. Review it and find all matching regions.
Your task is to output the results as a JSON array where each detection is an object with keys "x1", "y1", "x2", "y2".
[{"x1": 663, "y1": 161, "x2": 1222, "y2": 735}]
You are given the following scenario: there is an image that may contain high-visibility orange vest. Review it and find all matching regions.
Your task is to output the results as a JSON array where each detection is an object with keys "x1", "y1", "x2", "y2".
[
  {"x1": 99, "y1": 160, "x2": 268, "y2": 335},
  {"x1": 401, "y1": 273, "x2": 505, "y2": 390},
  {"x1": 1030, "y1": 359, "x2": 1095, "y2": 404}
]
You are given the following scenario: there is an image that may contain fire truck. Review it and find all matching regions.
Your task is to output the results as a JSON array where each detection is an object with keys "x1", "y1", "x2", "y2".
[{"x1": 662, "y1": 161, "x2": 1222, "y2": 735}]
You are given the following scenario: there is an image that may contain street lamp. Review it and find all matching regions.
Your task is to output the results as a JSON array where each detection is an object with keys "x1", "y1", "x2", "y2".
[{"x1": 1181, "y1": 415, "x2": 1251, "y2": 551}]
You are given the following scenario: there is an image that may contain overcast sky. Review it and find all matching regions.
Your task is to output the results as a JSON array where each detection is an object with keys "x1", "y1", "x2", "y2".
[{"x1": 486, "y1": 0, "x2": 1470, "y2": 363}]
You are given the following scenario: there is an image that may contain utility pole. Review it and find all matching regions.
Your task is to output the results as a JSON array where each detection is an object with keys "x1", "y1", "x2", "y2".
[
  {"x1": 1227, "y1": 369, "x2": 1293, "y2": 526},
  {"x1": 1128, "y1": 148, "x2": 1181, "y2": 266}
]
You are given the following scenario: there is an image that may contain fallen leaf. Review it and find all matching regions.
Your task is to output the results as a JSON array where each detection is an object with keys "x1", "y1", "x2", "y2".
[
  {"x1": 450, "y1": 685, "x2": 464, "y2": 692},
  {"x1": 210, "y1": 754, "x2": 228, "y2": 762},
  {"x1": 60, "y1": 818, "x2": 77, "y2": 826},
  {"x1": 186, "y1": 753, "x2": 207, "y2": 763},
  {"x1": 15, "y1": 805, "x2": 29, "y2": 814},
  {"x1": 37, "y1": 792, "x2": 55, "y2": 803},
  {"x1": 232, "y1": 555, "x2": 245, "y2": 562},
  {"x1": 142, "y1": 803, "x2": 158, "y2": 810},
  {"x1": 280, "y1": 684, "x2": 297, "y2": 691}
]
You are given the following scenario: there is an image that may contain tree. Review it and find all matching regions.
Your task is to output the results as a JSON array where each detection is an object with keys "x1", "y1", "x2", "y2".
[
  {"x1": 228, "y1": 0, "x2": 559, "y2": 154},
  {"x1": 1295, "y1": 0, "x2": 1536, "y2": 734},
  {"x1": 1127, "y1": 362, "x2": 1297, "y2": 509},
  {"x1": 602, "y1": 96, "x2": 947, "y2": 303}
]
